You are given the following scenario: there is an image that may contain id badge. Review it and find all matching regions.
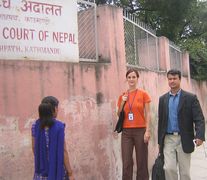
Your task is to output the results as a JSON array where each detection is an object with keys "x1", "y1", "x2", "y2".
[{"x1": 128, "y1": 112, "x2": 134, "y2": 121}]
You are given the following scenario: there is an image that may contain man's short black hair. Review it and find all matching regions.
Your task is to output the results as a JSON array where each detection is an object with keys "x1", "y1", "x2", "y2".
[{"x1": 167, "y1": 69, "x2": 181, "y2": 79}]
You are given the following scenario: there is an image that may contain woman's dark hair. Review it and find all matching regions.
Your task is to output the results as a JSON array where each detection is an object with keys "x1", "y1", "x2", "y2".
[
  {"x1": 41, "y1": 96, "x2": 59, "y2": 112},
  {"x1": 39, "y1": 96, "x2": 58, "y2": 129},
  {"x1": 126, "y1": 68, "x2": 139, "y2": 78},
  {"x1": 38, "y1": 103, "x2": 54, "y2": 129}
]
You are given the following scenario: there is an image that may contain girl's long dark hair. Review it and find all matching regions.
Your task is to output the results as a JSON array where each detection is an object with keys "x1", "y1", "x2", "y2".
[{"x1": 38, "y1": 103, "x2": 54, "y2": 129}]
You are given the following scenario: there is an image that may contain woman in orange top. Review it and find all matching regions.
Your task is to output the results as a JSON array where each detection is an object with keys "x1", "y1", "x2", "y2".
[{"x1": 117, "y1": 68, "x2": 151, "y2": 180}]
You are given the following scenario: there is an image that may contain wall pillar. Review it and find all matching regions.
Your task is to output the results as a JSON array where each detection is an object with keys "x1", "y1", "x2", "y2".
[{"x1": 158, "y1": 36, "x2": 170, "y2": 71}]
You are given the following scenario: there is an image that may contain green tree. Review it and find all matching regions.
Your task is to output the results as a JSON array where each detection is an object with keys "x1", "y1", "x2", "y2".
[
  {"x1": 179, "y1": 1, "x2": 207, "y2": 80},
  {"x1": 95, "y1": 0, "x2": 112, "y2": 5}
]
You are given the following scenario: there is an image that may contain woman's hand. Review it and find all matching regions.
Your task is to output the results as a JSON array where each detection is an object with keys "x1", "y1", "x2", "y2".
[
  {"x1": 69, "y1": 174, "x2": 75, "y2": 180},
  {"x1": 194, "y1": 139, "x2": 203, "y2": 146},
  {"x1": 68, "y1": 171, "x2": 75, "y2": 180},
  {"x1": 122, "y1": 92, "x2": 128, "y2": 102},
  {"x1": 117, "y1": 92, "x2": 128, "y2": 116},
  {"x1": 144, "y1": 130, "x2": 150, "y2": 143}
]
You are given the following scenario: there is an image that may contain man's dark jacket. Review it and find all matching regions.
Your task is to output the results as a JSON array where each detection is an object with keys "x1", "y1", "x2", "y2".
[{"x1": 158, "y1": 90, "x2": 205, "y2": 153}]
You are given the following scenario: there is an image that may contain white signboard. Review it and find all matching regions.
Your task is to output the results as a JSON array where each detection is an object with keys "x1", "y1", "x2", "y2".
[{"x1": 0, "y1": 0, "x2": 79, "y2": 62}]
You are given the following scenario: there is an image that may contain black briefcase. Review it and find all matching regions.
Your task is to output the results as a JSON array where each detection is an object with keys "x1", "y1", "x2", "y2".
[{"x1": 151, "y1": 153, "x2": 165, "y2": 180}]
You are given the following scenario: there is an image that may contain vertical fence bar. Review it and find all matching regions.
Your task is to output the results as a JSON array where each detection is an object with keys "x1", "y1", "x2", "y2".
[
  {"x1": 94, "y1": 3, "x2": 98, "y2": 61},
  {"x1": 146, "y1": 33, "x2": 150, "y2": 68},
  {"x1": 133, "y1": 24, "x2": 137, "y2": 65},
  {"x1": 155, "y1": 37, "x2": 159, "y2": 71}
]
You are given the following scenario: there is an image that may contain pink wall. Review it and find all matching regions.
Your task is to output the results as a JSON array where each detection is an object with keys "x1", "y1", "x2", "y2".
[{"x1": 0, "y1": 5, "x2": 206, "y2": 180}]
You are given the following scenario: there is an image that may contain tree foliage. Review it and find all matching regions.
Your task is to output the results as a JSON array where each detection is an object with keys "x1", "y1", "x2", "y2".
[
  {"x1": 95, "y1": 0, "x2": 207, "y2": 80},
  {"x1": 179, "y1": 1, "x2": 207, "y2": 80}
]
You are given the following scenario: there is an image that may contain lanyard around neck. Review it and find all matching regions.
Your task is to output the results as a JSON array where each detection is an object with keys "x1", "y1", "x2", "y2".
[{"x1": 127, "y1": 89, "x2": 137, "y2": 112}]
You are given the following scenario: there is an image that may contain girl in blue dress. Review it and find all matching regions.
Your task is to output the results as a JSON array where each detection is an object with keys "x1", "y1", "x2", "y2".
[{"x1": 32, "y1": 96, "x2": 74, "y2": 180}]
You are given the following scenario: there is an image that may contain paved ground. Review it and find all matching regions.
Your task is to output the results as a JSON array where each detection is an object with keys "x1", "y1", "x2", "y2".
[{"x1": 191, "y1": 142, "x2": 207, "y2": 180}]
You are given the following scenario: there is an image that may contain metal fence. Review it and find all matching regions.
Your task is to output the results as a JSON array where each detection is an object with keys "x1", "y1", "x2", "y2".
[
  {"x1": 169, "y1": 41, "x2": 182, "y2": 71},
  {"x1": 77, "y1": 3, "x2": 187, "y2": 75},
  {"x1": 123, "y1": 10, "x2": 188, "y2": 75},
  {"x1": 123, "y1": 10, "x2": 159, "y2": 71},
  {"x1": 77, "y1": 0, "x2": 98, "y2": 61}
]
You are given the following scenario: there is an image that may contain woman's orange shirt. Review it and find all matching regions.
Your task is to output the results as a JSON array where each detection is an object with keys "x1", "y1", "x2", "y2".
[{"x1": 117, "y1": 89, "x2": 151, "y2": 128}]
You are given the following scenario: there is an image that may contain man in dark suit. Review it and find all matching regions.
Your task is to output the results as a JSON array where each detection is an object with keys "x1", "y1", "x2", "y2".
[{"x1": 158, "y1": 69, "x2": 205, "y2": 180}]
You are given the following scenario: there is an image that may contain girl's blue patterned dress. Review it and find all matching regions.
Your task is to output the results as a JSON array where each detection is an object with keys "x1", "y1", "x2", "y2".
[{"x1": 32, "y1": 122, "x2": 69, "y2": 180}]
